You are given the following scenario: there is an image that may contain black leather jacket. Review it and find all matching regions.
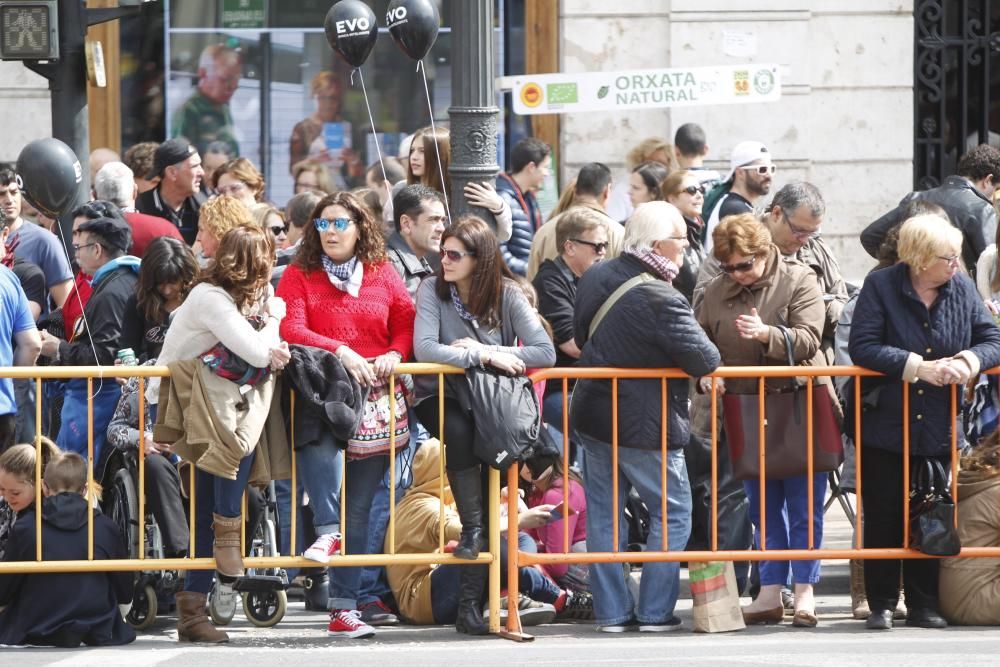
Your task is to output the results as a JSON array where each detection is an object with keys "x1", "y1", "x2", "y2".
[
  {"x1": 56, "y1": 264, "x2": 139, "y2": 366},
  {"x1": 861, "y1": 175, "x2": 997, "y2": 278}
]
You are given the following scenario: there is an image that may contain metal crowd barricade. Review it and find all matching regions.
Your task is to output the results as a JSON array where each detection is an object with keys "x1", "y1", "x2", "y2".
[
  {"x1": 0, "y1": 363, "x2": 506, "y2": 635},
  {"x1": 502, "y1": 365, "x2": 1000, "y2": 639}
]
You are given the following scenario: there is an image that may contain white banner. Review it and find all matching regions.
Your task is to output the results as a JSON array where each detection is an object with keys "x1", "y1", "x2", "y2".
[{"x1": 506, "y1": 64, "x2": 780, "y2": 116}]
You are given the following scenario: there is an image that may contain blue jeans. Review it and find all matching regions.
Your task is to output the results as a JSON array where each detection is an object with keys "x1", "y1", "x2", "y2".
[
  {"x1": 329, "y1": 453, "x2": 392, "y2": 610},
  {"x1": 57, "y1": 378, "x2": 120, "y2": 465},
  {"x1": 579, "y1": 433, "x2": 691, "y2": 626},
  {"x1": 184, "y1": 452, "x2": 256, "y2": 594},
  {"x1": 357, "y1": 422, "x2": 422, "y2": 606},
  {"x1": 743, "y1": 472, "x2": 827, "y2": 586},
  {"x1": 295, "y1": 432, "x2": 344, "y2": 536}
]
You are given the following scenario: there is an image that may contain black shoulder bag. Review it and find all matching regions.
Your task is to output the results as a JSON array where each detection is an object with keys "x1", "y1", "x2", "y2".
[{"x1": 909, "y1": 458, "x2": 961, "y2": 557}]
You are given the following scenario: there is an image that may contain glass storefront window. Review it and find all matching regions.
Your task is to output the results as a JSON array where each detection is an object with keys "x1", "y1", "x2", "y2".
[{"x1": 159, "y1": 0, "x2": 510, "y2": 208}]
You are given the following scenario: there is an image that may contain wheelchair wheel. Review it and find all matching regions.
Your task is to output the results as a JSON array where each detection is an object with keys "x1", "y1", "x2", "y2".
[
  {"x1": 126, "y1": 583, "x2": 158, "y2": 631},
  {"x1": 208, "y1": 580, "x2": 238, "y2": 626},
  {"x1": 105, "y1": 468, "x2": 139, "y2": 558},
  {"x1": 243, "y1": 589, "x2": 287, "y2": 628}
]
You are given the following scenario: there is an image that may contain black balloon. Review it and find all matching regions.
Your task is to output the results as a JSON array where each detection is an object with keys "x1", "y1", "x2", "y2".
[
  {"x1": 16, "y1": 138, "x2": 82, "y2": 218},
  {"x1": 324, "y1": 0, "x2": 378, "y2": 68},
  {"x1": 386, "y1": 0, "x2": 440, "y2": 61}
]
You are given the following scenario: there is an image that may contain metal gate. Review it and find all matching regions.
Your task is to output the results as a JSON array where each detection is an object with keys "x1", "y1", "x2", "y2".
[{"x1": 914, "y1": 0, "x2": 1000, "y2": 189}]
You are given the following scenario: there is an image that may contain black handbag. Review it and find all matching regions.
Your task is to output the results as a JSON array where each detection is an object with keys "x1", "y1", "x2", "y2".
[
  {"x1": 466, "y1": 366, "x2": 541, "y2": 470},
  {"x1": 909, "y1": 458, "x2": 962, "y2": 557}
]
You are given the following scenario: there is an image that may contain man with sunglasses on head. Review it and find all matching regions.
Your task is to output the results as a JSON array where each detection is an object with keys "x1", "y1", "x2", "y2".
[{"x1": 703, "y1": 140, "x2": 774, "y2": 254}]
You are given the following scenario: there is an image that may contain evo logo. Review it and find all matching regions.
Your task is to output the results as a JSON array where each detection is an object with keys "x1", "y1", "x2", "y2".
[
  {"x1": 336, "y1": 17, "x2": 370, "y2": 34},
  {"x1": 387, "y1": 6, "x2": 408, "y2": 26}
]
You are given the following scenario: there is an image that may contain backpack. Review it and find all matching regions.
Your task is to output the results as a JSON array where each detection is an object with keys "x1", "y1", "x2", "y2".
[{"x1": 700, "y1": 181, "x2": 732, "y2": 242}]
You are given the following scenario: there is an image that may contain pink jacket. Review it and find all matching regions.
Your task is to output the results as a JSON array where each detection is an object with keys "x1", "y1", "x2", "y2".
[{"x1": 527, "y1": 477, "x2": 587, "y2": 579}]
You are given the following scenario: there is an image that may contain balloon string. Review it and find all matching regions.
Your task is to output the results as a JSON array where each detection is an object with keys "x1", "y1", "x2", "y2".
[
  {"x1": 418, "y1": 59, "x2": 452, "y2": 225},
  {"x1": 351, "y1": 67, "x2": 387, "y2": 184}
]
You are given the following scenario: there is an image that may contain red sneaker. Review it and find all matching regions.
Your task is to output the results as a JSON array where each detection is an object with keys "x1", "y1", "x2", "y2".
[
  {"x1": 327, "y1": 609, "x2": 376, "y2": 638},
  {"x1": 303, "y1": 532, "x2": 342, "y2": 563}
]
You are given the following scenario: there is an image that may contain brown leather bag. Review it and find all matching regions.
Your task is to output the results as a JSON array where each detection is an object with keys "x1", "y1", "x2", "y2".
[{"x1": 722, "y1": 326, "x2": 844, "y2": 480}]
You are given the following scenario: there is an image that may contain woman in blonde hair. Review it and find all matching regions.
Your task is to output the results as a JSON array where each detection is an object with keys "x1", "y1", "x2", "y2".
[
  {"x1": 850, "y1": 214, "x2": 1000, "y2": 630},
  {"x1": 194, "y1": 195, "x2": 254, "y2": 262},
  {"x1": 0, "y1": 437, "x2": 61, "y2": 558}
]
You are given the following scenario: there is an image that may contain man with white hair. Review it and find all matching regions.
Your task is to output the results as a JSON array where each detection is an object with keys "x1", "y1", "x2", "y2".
[
  {"x1": 570, "y1": 201, "x2": 721, "y2": 632},
  {"x1": 95, "y1": 162, "x2": 184, "y2": 257}
]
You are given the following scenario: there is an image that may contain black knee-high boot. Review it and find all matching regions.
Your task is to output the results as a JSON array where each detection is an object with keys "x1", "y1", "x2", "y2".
[
  {"x1": 455, "y1": 564, "x2": 490, "y2": 635},
  {"x1": 447, "y1": 467, "x2": 484, "y2": 560}
]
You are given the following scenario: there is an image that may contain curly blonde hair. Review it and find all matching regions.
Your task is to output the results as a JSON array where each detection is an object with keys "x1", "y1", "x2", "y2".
[
  {"x1": 198, "y1": 195, "x2": 255, "y2": 242},
  {"x1": 197, "y1": 225, "x2": 275, "y2": 312}
]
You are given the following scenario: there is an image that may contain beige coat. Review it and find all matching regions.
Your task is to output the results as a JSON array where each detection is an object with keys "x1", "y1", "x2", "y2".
[
  {"x1": 154, "y1": 358, "x2": 290, "y2": 486},
  {"x1": 384, "y1": 438, "x2": 461, "y2": 624},
  {"x1": 696, "y1": 245, "x2": 826, "y2": 396},
  {"x1": 939, "y1": 472, "x2": 1000, "y2": 625}
]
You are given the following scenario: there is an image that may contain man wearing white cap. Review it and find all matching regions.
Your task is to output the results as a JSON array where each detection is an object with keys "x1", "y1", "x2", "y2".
[{"x1": 703, "y1": 140, "x2": 774, "y2": 253}]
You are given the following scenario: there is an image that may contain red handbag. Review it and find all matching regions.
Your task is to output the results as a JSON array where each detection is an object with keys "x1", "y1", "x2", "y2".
[{"x1": 722, "y1": 326, "x2": 844, "y2": 480}]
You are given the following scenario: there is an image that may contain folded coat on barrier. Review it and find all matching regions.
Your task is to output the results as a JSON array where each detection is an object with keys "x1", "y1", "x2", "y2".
[{"x1": 153, "y1": 358, "x2": 290, "y2": 485}]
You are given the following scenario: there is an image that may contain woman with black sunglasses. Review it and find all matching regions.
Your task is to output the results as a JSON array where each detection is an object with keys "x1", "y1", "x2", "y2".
[
  {"x1": 662, "y1": 170, "x2": 708, "y2": 303},
  {"x1": 276, "y1": 190, "x2": 415, "y2": 639},
  {"x1": 695, "y1": 212, "x2": 827, "y2": 628},
  {"x1": 412, "y1": 215, "x2": 556, "y2": 634}
]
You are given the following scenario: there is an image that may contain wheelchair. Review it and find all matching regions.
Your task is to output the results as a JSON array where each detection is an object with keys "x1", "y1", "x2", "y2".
[
  {"x1": 100, "y1": 448, "x2": 181, "y2": 631},
  {"x1": 207, "y1": 481, "x2": 289, "y2": 628}
]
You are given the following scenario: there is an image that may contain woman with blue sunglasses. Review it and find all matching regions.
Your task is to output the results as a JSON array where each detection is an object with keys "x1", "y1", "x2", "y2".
[{"x1": 276, "y1": 191, "x2": 415, "y2": 639}]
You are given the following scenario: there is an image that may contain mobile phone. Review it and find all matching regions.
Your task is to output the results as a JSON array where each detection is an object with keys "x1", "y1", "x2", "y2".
[{"x1": 548, "y1": 501, "x2": 576, "y2": 522}]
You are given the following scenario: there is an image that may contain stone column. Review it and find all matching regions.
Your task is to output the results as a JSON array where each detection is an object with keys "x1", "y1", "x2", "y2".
[{"x1": 447, "y1": 0, "x2": 499, "y2": 225}]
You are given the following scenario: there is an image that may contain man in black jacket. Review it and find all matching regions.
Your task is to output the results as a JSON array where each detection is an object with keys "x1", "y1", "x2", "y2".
[
  {"x1": 497, "y1": 137, "x2": 551, "y2": 275},
  {"x1": 38, "y1": 217, "x2": 139, "y2": 463},
  {"x1": 861, "y1": 144, "x2": 1000, "y2": 278}
]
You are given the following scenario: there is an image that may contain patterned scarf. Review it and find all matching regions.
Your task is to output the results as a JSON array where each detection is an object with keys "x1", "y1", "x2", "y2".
[
  {"x1": 449, "y1": 283, "x2": 480, "y2": 329},
  {"x1": 321, "y1": 255, "x2": 363, "y2": 297},
  {"x1": 1, "y1": 233, "x2": 18, "y2": 269},
  {"x1": 624, "y1": 247, "x2": 679, "y2": 283}
]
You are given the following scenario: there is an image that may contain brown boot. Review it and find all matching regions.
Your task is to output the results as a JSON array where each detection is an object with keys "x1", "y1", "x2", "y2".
[
  {"x1": 212, "y1": 513, "x2": 244, "y2": 577},
  {"x1": 850, "y1": 559, "x2": 870, "y2": 620},
  {"x1": 176, "y1": 591, "x2": 229, "y2": 643}
]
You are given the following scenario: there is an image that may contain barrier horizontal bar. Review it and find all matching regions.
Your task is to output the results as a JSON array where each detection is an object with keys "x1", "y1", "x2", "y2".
[
  {"x1": 0, "y1": 362, "x2": 467, "y2": 380},
  {"x1": 516, "y1": 548, "x2": 1000, "y2": 565},
  {"x1": 528, "y1": 365, "x2": 889, "y2": 382},
  {"x1": 0, "y1": 552, "x2": 494, "y2": 574}
]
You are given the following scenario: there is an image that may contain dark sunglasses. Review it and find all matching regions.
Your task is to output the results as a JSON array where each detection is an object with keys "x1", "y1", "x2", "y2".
[
  {"x1": 571, "y1": 238, "x2": 609, "y2": 253},
  {"x1": 440, "y1": 248, "x2": 476, "y2": 262},
  {"x1": 681, "y1": 185, "x2": 706, "y2": 196},
  {"x1": 314, "y1": 217, "x2": 353, "y2": 232},
  {"x1": 720, "y1": 257, "x2": 757, "y2": 274},
  {"x1": 269, "y1": 224, "x2": 288, "y2": 235}
]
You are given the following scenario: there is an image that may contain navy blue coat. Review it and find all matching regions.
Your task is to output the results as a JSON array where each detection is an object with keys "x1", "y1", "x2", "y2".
[
  {"x1": 0, "y1": 493, "x2": 135, "y2": 647},
  {"x1": 848, "y1": 263, "x2": 1000, "y2": 456},
  {"x1": 496, "y1": 173, "x2": 540, "y2": 276},
  {"x1": 570, "y1": 254, "x2": 721, "y2": 451}
]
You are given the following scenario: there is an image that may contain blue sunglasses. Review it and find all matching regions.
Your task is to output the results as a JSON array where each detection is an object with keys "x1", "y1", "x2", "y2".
[{"x1": 314, "y1": 217, "x2": 354, "y2": 232}]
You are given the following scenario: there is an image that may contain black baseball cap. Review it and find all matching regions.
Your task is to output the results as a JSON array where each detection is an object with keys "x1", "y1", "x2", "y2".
[
  {"x1": 147, "y1": 138, "x2": 198, "y2": 179},
  {"x1": 78, "y1": 216, "x2": 133, "y2": 253}
]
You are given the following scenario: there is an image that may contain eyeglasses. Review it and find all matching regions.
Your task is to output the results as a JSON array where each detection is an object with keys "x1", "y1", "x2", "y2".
[
  {"x1": 738, "y1": 164, "x2": 776, "y2": 176},
  {"x1": 937, "y1": 254, "x2": 961, "y2": 267},
  {"x1": 269, "y1": 224, "x2": 288, "y2": 236},
  {"x1": 314, "y1": 217, "x2": 354, "y2": 232},
  {"x1": 782, "y1": 211, "x2": 821, "y2": 240},
  {"x1": 720, "y1": 257, "x2": 758, "y2": 274},
  {"x1": 217, "y1": 182, "x2": 248, "y2": 196},
  {"x1": 681, "y1": 185, "x2": 706, "y2": 196},
  {"x1": 570, "y1": 238, "x2": 609, "y2": 254},
  {"x1": 72, "y1": 242, "x2": 99, "y2": 252},
  {"x1": 440, "y1": 248, "x2": 476, "y2": 262}
]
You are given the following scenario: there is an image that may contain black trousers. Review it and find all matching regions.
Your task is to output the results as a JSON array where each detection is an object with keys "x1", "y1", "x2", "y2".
[
  {"x1": 860, "y1": 446, "x2": 949, "y2": 612},
  {"x1": 143, "y1": 454, "x2": 190, "y2": 557},
  {"x1": 0, "y1": 413, "x2": 15, "y2": 453},
  {"x1": 415, "y1": 397, "x2": 479, "y2": 471}
]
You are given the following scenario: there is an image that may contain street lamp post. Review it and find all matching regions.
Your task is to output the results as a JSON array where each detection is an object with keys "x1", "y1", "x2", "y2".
[{"x1": 447, "y1": 0, "x2": 499, "y2": 224}]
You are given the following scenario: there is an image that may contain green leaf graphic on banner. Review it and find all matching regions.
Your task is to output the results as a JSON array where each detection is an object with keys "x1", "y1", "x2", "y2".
[
  {"x1": 547, "y1": 82, "x2": 578, "y2": 104},
  {"x1": 597, "y1": 86, "x2": 609, "y2": 99}
]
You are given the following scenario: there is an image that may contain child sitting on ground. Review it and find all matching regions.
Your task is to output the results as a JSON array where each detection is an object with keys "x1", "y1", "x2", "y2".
[
  {"x1": 0, "y1": 452, "x2": 135, "y2": 647},
  {"x1": 0, "y1": 439, "x2": 60, "y2": 560}
]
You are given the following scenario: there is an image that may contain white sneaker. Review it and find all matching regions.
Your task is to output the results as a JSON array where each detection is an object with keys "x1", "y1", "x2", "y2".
[
  {"x1": 328, "y1": 609, "x2": 376, "y2": 638},
  {"x1": 304, "y1": 533, "x2": 342, "y2": 563}
]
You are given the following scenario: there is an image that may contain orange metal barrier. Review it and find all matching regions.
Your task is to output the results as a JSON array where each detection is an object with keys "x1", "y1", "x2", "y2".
[
  {"x1": 501, "y1": 365, "x2": 1000, "y2": 639},
  {"x1": 0, "y1": 363, "x2": 504, "y2": 634}
]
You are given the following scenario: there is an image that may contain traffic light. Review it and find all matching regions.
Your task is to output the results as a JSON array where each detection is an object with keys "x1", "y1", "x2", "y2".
[{"x1": 0, "y1": 1, "x2": 59, "y2": 61}]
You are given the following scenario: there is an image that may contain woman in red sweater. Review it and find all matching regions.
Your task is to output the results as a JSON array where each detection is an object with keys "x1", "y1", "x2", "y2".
[{"x1": 276, "y1": 191, "x2": 414, "y2": 639}]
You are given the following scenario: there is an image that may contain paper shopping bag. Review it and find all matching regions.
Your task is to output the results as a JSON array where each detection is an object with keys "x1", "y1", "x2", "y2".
[{"x1": 688, "y1": 561, "x2": 746, "y2": 633}]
